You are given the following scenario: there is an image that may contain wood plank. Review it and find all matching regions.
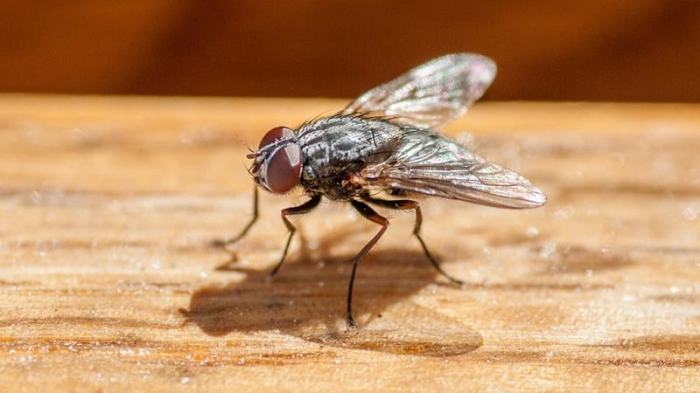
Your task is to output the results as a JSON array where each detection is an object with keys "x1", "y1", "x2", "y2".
[{"x1": 0, "y1": 95, "x2": 699, "y2": 392}]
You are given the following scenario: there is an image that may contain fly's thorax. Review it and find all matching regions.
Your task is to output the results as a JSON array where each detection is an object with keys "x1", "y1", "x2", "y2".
[
  {"x1": 249, "y1": 126, "x2": 303, "y2": 194},
  {"x1": 297, "y1": 116, "x2": 402, "y2": 168},
  {"x1": 295, "y1": 115, "x2": 403, "y2": 200}
]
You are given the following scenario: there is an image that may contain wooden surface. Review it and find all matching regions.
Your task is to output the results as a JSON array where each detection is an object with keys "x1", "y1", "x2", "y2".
[{"x1": 0, "y1": 95, "x2": 699, "y2": 391}]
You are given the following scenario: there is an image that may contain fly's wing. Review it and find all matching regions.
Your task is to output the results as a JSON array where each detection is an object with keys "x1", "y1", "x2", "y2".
[
  {"x1": 342, "y1": 53, "x2": 496, "y2": 130},
  {"x1": 361, "y1": 129, "x2": 546, "y2": 209}
]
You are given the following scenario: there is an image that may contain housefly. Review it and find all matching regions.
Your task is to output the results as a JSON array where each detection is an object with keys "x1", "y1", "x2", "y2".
[{"x1": 219, "y1": 53, "x2": 547, "y2": 327}]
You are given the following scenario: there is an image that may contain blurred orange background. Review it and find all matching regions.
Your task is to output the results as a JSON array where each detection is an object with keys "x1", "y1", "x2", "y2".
[{"x1": 1, "y1": 1, "x2": 698, "y2": 101}]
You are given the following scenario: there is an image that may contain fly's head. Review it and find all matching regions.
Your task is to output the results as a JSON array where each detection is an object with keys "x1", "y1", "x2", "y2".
[{"x1": 247, "y1": 126, "x2": 303, "y2": 194}]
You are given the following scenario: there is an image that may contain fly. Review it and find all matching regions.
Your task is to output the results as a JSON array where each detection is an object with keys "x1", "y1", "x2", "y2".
[{"x1": 218, "y1": 53, "x2": 547, "y2": 327}]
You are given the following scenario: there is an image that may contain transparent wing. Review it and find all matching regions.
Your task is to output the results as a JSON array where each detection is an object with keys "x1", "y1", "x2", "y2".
[
  {"x1": 342, "y1": 53, "x2": 496, "y2": 130},
  {"x1": 361, "y1": 129, "x2": 546, "y2": 209}
]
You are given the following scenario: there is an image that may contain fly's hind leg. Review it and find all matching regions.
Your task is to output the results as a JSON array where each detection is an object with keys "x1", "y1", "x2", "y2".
[{"x1": 362, "y1": 195, "x2": 464, "y2": 285}]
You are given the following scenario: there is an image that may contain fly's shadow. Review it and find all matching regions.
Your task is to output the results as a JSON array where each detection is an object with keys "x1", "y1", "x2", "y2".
[{"x1": 182, "y1": 228, "x2": 482, "y2": 357}]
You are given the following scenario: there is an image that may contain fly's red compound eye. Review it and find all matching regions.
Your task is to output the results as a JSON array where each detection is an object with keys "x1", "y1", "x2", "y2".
[
  {"x1": 259, "y1": 126, "x2": 295, "y2": 149},
  {"x1": 265, "y1": 143, "x2": 302, "y2": 193}
]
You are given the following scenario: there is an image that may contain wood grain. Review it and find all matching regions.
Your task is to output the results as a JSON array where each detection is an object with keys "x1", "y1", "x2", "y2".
[{"x1": 0, "y1": 95, "x2": 699, "y2": 391}]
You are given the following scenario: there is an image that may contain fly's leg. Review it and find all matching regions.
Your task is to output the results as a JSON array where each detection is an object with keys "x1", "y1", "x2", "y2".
[
  {"x1": 272, "y1": 195, "x2": 322, "y2": 276},
  {"x1": 362, "y1": 195, "x2": 464, "y2": 285},
  {"x1": 347, "y1": 200, "x2": 389, "y2": 327},
  {"x1": 213, "y1": 187, "x2": 259, "y2": 247}
]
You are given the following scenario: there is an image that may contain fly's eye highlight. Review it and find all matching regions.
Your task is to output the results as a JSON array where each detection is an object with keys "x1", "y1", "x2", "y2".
[
  {"x1": 259, "y1": 126, "x2": 295, "y2": 148},
  {"x1": 265, "y1": 143, "x2": 301, "y2": 193}
]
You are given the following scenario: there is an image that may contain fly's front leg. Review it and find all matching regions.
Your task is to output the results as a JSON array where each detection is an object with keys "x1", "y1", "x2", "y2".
[
  {"x1": 271, "y1": 194, "x2": 322, "y2": 276},
  {"x1": 213, "y1": 187, "x2": 259, "y2": 248},
  {"x1": 347, "y1": 200, "x2": 389, "y2": 328},
  {"x1": 362, "y1": 195, "x2": 464, "y2": 285}
]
